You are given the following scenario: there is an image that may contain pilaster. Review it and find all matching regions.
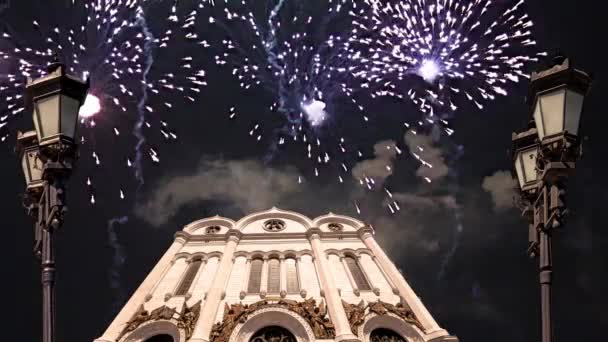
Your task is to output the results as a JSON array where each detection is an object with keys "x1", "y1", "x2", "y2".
[
  {"x1": 94, "y1": 236, "x2": 186, "y2": 342},
  {"x1": 189, "y1": 230, "x2": 241, "y2": 342},
  {"x1": 358, "y1": 226, "x2": 445, "y2": 335},
  {"x1": 307, "y1": 228, "x2": 360, "y2": 341}
]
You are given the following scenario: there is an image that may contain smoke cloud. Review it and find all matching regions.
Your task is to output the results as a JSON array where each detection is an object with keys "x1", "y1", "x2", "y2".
[
  {"x1": 404, "y1": 131, "x2": 449, "y2": 182},
  {"x1": 135, "y1": 159, "x2": 302, "y2": 227},
  {"x1": 482, "y1": 170, "x2": 517, "y2": 212},
  {"x1": 351, "y1": 140, "x2": 398, "y2": 186}
]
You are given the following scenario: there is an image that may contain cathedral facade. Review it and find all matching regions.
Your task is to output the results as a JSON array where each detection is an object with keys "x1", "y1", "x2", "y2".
[{"x1": 94, "y1": 208, "x2": 457, "y2": 342}]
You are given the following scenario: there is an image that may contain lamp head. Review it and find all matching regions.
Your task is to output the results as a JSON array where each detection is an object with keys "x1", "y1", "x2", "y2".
[
  {"x1": 512, "y1": 128, "x2": 540, "y2": 193},
  {"x1": 26, "y1": 56, "x2": 89, "y2": 162}
]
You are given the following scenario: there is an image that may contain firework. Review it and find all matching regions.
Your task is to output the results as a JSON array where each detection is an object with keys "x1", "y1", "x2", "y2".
[
  {"x1": 347, "y1": 0, "x2": 546, "y2": 117},
  {"x1": 198, "y1": 0, "x2": 373, "y2": 178},
  {"x1": 0, "y1": 0, "x2": 207, "y2": 201}
]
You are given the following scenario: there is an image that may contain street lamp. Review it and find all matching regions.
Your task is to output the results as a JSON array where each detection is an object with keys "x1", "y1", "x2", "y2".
[
  {"x1": 17, "y1": 57, "x2": 89, "y2": 342},
  {"x1": 512, "y1": 56, "x2": 591, "y2": 342}
]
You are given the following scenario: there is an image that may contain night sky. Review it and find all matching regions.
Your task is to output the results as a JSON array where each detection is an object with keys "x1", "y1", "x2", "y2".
[{"x1": 3, "y1": 0, "x2": 606, "y2": 341}]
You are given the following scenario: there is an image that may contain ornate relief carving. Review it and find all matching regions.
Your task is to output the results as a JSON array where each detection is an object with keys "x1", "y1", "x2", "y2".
[
  {"x1": 177, "y1": 301, "x2": 202, "y2": 340},
  {"x1": 210, "y1": 298, "x2": 335, "y2": 342},
  {"x1": 342, "y1": 300, "x2": 425, "y2": 336},
  {"x1": 263, "y1": 219, "x2": 286, "y2": 232},
  {"x1": 342, "y1": 300, "x2": 366, "y2": 336},
  {"x1": 117, "y1": 301, "x2": 202, "y2": 341},
  {"x1": 328, "y1": 222, "x2": 344, "y2": 232},
  {"x1": 205, "y1": 225, "x2": 221, "y2": 234}
]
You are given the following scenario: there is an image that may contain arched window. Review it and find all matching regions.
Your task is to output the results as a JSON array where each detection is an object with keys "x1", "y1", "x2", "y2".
[
  {"x1": 175, "y1": 258, "x2": 203, "y2": 296},
  {"x1": 145, "y1": 334, "x2": 174, "y2": 342},
  {"x1": 250, "y1": 326, "x2": 296, "y2": 342},
  {"x1": 248, "y1": 258, "x2": 264, "y2": 293},
  {"x1": 285, "y1": 258, "x2": 299, "y2": 293},
  {"x1": 344, "y1": 255, "x2": 371, "y2": 291},
  {"x1": 370, "y1": 328, "x2": 407, "y2": 342},
  {"x1": 267, "y1": 258, "x2": 281, "y2": 293}
]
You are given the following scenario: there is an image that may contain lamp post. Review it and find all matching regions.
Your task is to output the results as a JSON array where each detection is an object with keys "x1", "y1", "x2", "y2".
[
  {"x1": 17, "y1": 58, "x2": 89, "y2": 342},
  {"x1": 511, "y1": 56, "x2": 591, "y2": 342}
]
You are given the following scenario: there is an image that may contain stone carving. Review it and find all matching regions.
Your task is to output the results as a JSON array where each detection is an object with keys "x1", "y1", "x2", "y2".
[
  {"x1": 177, "y1": 301, "x2": 202, "y2": 340},
  {"x1": 205, "y1": 225, "x2": 221, "y2": 234},
  {"x1": 342, "y1": 300, "x2": 366, "y2": 336},
  {"x1": 328, "y1": 222, "x2": 344, "y2": 232},
  {"x1": 263, "y1": 219, "x2": 286, "y2": 232},
  {"x1": 210, "y1": 298, "x2": 335, "y2": 342},
  {"x1": 117, "y1": 301, "x2": 202, "y2": 341},
  {"x1": 342, "y1": 300, "x2": 425, "y2": 336},
  {"x1": 368, "y1": 300, "x2": 425, "y2": 332}
]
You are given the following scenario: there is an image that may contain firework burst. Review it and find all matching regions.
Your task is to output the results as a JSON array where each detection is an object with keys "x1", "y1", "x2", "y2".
[
  {"x1": 347, "y1": 0, "x2": 546, "y2": 117},
  {"x1": 0, "y1": 0, "x2": 208, "y2": 202},
  {"x1": 196, "y1": 0, "x2": 378, "y2": 182}
]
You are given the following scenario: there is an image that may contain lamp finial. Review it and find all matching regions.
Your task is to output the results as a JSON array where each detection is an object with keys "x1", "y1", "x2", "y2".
[{"x1": 46, "y1": 53, "x2": 64, "y2": 73}]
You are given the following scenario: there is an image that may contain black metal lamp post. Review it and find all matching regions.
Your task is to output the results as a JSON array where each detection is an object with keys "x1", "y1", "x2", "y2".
[
  {"x1": 512, "y1": 56, "x2": 591, "y2": 342},
  {"x1": 17, "y1": 59, "x2": 89, "y2": 342}
]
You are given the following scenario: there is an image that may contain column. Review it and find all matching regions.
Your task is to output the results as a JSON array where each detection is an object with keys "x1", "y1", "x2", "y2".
[
  {"x1": 190, "y1": 231, "x2": 242, "y2": 342},
  {"x1": 260, "y1": 256, "x2": 269, "y2": 297},
  {"x1": 307, "y1": 229, "x2": 360, "y2": 342},
  {"x1": 340, "y1": 256, "x2": 360, "y2": 295},
  {"x1": 295, "y1": 256, "x2": 305, "y2": 297},
  {"x1": 240, "y1": 256, "x2": 252, "y2": 299},
  {"x1": 358, "y1": 226, "x2": 444, "y2": 334},
  {"x1": 280, "y1": 256, "x2": 287, "y2": 297},
  {"x1": 94, "y1": 235, "x2": 187, "y2": 342},
  {"x1": 372, "y1": 256, "x2": 399, "y2": 294}
]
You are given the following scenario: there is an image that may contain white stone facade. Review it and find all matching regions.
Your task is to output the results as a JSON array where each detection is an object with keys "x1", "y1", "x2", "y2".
[{"x1": 95, "y1": 208, "x2": 458, "y2": 342}]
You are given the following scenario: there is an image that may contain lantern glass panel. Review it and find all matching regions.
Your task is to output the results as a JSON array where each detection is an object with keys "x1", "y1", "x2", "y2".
[
  {"x1": 533, "y1": 101, "x2": 544, "y2": 139},
  {"x1": 60, "y1": 95, "x2": 81, "y2": 140},
  {"x1": 564, "y1": 89, "x2": 584, "y2": 136},
  {"x1": 27, "y1": 150, "x2": 43, "y2": 185},
  {"x1": 21, "y1": 149, "x2": 43, "y2": 186},
  {"x1": 515, "y1": 147, "x2": 538, "y2": 189},
  {"x1": 34, "y1": 95, "x2": 60, "y2": 140},
  {"x1": 538, "y1": 89, "x2": 566, "y2": 139},
  {"x1": 21, "y1": 152, "x2": 30, "y2": 184}
]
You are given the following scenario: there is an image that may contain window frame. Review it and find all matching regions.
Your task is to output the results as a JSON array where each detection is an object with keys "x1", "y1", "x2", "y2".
[
  {"x1": 174, "y1": 258, "x2": 203, "y2": 296},
  {"x1": 247, "y1": 258, "x2": 264, "y2": 294},
  {"x1": 344, "y1": 254, "x2": 372, "y2": 291}
]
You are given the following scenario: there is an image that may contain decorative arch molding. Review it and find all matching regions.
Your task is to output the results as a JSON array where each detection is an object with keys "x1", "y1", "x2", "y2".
[
  {"x1": 266, "y1": 250, "x2": 283, "y2": 259},
  {"x1": 324, "y1": 248, "x2": 370, "y2": 258},
  {"x1": 325, "y1": 249, "x2": 343, "y2": 257},
  {"x1": 186, "y1": 253, "x2": 208, "y2": 263},
  {"x1": 235, "y1": 207, "x2": 314, "y2": 231},
  {"x1": 233, "y1": 251, "x2": 250, "y2": 259},
  {"x1": 229, "y1": 307, "x2": 315, "y2": 342},
  {"x1": 119, "y1": 320, "x2": 184, "y2": 342},
  {"x1": 356, "y1": 248, "x2": 374, "y2": 257},
  {"x1": 240, "y1": 250, "x2": 315, "y2": 260},
  {"x1": 172, "y1": 252, "x2": 223, "y2": 263},
  {"x1": 360, "y1": 313, "x2": 425, "y2": 342},
  {"x1": 283, "y1": 249, "x2": 299, "y2": 258},
  {"x1": 206, "y1": 251, "x2": 223, "y2": 260},
  {"x1": 313, "y1": 213, "x2": 365, "y2": 229},
  {"x1": 173, "y1": 253, "x2": 190, "y2": 262},
  {"x1": 248, "y1": 251, "x2": 267, "y2": 260},
  {"x1": 183, "y1": 216, "x2": 236, "y2": 234}
]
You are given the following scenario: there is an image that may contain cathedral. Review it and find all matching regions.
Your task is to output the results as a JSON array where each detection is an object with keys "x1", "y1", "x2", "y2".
[{"x1": 94, "y1": 208, "x2": 457, "y2": 342}]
